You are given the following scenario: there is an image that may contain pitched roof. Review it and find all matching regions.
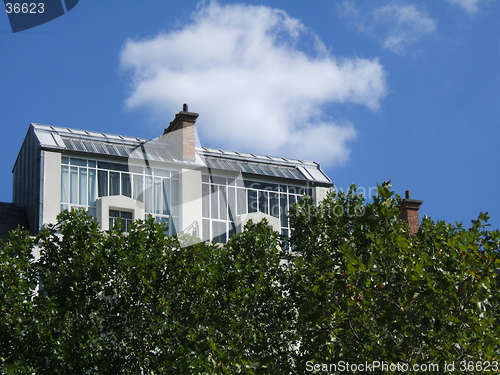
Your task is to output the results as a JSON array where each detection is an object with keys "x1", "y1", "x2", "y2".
[{"x1": 29, "y1": 123, "x2": 333, "y2": 186}]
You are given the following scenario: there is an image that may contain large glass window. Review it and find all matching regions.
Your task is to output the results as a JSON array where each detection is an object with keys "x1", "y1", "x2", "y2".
[
  {"x1": 259, "y1": 190, "x2": 269, "y2": 215},
  {"x1": 109, "y1": 172, "x2": 120, "y2": 196},
  {"x1": 109, "y1": 210, "x2": 133, "y2": 232},
  {"x1": 202, "y1": 174, "x2": 313, "y2": 242},
  {"x1": 161, "y1": 179, "x2": 170, "y2": 216},
  {"x1": 133, "y1": 174, "x2": 143, "y2": 202},
  {"x1": 270, "y1": 192, "x2": 279, "y2": 218},
  {"x1": 79, "y1": 169, "x2": 88, "y2": 206},
  {"x1": 170, "y1": 177, "x2": 179, "y2": 217},
  {"x1": 98, "y1": 170, "x2": 108, "y2": 197},
  {"x1": 88, "y1": 170, "x2": 96, "y2": 203},
  {"x1": 228, "y1": 187, "x2": 236, "y2": 221},
  {"x1": 154, "y1": 177, "x2": 162, "y2": 215},
  {"x1": 70, "y1": 167, "x2": 78, "y2": 204},
  {"x1": 61, "y1": 166, "x2": 69, "y2": 203},
  {"x1": 60, "y1": 157, "x2": 179, "y2": 235},
  {"x1": 211, "y1": 185, "x2": 219, "y2": 219},
  {"x1": 202, "y1": 184, "x2": 210, "y2": 218},
  {"x1": 145, "y1": 176, "x2": 153, "y2": 213},
  {"x1": 220, "y1": 186, "x2": 228, "y2": 221},
  {"x1": 237, "y1": 188, "x2": 247, "y2": 216},
  {"x1": 121, "y1": 173, "x2": 131, "y2": 198},
  {"x1": 248, "y1": 190, "x2": 258, "y2": 213},
  {"x1": 280, "y1": 193, "x2": 288, "y2": 228}
]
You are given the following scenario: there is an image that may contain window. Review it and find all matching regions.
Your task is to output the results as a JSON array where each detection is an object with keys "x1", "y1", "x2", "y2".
[
  {"x1": 98, "y1": 170, "x2": 108, "y2": 197},
  {"x1": 109, "y1": 172, "x2": 120, "y2": 195},
  {"x1": 60, "y1": 157, "x2": 180, "y2": 235},
  {"x1": 109, "y1": 210, "x2": 133, "y2": 232},
  {"x1": 121, "y1": 173, "x2": 131, "y2": 198},
  {"x1": 201, "y1": 174, "x2": 313, "y2": 242},
  {"x1": 236, "y1": 188, "x2": 247, "y2": 215}
]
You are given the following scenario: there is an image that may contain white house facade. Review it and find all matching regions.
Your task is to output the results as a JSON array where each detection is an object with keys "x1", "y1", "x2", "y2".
[{"x1": 12, "y1": 106, "x2": 333, "y2": 242}]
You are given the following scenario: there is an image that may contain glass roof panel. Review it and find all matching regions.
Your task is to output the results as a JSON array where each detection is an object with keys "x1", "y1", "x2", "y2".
[
  {"x1": 270, "y1": 166, "x2": 287, "y2": 178},
  {"x1": 289, "y1": 168, "x2": 306, "y2": 180},
  {"x1": 208, "y1": 158, "x2": 224, "y2": 170},
  {"x1": 215, "y1": 159, "x2": 227, "y2": 169},
  {"x1": 104, "y1": 144, "x2": 118, "y2": 156},
  {"x1": 115, "y1": 145, "x2": 129, "y2": 157},
  {"x1": 258, "y1": 164, "x2": 274, "y2": 176},
  {"x1": 62, "y1": 138, "x2": 74, "y2": 150},
  {"x1": 205, "y1": 158, "x2": 217, "y2": 169},
  {"x1": 129, "y1": 146, "x2": 146, "y2": 159},
  {"x1": 238, "y1": 161, "x2": 256, "y2": 174},
  {"x1": 251, "y1": 164, "x2": 265, "y2": 175},
  {"x1": 279, "y1": 167, "x2": 295, "y2": 179},
  {"x1": 224, "y1": 160, "x2": 240, "y2": 171},
  {"x1": 82, "y1": 141, "x2": 96, "y2": 153},
  {"x1": 93, "y1": 142, "x2": 107, "y2": 154},
  {"x1": 72, "y1": 140, "x2": 85, "y2": 152},
  {"x1": 229, "y1": 160, "x2": 242, "y2": 172},
  {"x1": 144, "y1": 150, "x2": 159, "y2": 161}
]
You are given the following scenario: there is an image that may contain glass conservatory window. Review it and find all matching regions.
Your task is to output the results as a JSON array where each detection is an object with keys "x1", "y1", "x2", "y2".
[{"x1": 60, "y1": 157, "x2": 179, "y2": 235}]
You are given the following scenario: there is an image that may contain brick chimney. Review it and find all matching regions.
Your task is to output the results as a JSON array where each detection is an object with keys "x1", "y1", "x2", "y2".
[
  {"x1": 399, "y1": 190, "x2": 423, "y2": 235},
  {"x1": 163, "y1": 104, "x2": 199, "y2": 162}
]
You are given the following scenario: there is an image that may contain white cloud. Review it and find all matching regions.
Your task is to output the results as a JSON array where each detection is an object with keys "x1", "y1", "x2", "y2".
[
  {"x1": 446, "y1": 0, "x2": 483, "y2": 14},
  {"x1": 338, "y1": 1, "x2": 436, "y2": 54},
  {"x1": 120, "y1": 1, "x2": 387, "y2": 167}
]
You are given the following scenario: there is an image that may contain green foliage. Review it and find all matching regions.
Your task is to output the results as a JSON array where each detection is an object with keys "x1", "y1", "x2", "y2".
[
  {"x1": 0, "y1": 185, "x2": 498, "y2": 374},
  {"x1": 0, "y1": 228, "x2": 37, "y2": 374},
  {"x1": 288, "y1": 183, "x2": 499, "y2": 370}
]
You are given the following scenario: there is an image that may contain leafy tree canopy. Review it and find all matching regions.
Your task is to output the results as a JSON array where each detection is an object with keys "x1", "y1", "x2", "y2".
[{"x1": 1, "y1": 183, "x2": 498, "y2": 374}]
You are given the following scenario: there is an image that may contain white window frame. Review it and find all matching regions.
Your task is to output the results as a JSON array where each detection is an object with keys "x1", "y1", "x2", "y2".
[{"x1": 96, "y1": 195, "x2": 145, "y2": 231}]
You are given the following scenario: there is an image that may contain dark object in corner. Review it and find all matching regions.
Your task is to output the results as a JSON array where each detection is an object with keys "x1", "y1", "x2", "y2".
[{"x1": 0, "y1": 202, "x2": 30, "y2": 240}]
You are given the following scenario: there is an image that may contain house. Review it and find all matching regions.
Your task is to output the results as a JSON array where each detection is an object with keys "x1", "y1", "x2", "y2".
[{"x1": 9, "y1": 105, "x2": 333, "y2": 243}]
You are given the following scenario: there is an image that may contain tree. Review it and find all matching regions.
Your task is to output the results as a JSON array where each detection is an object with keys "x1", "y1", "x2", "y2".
[
  {"x1": 288, "y1": 183, "x2": 499, "y2": 370},
  {"x1": 0, "y1": 228, "x2": 37, "y2": 374},
  {"x1": 0, "y1": 183, "x2": 498, "y2": 374}
]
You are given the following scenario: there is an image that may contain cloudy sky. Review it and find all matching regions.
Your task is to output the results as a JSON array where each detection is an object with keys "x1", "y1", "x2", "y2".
[{"x1": 1, "y1": 0, "x2": 499, "y2": 229}]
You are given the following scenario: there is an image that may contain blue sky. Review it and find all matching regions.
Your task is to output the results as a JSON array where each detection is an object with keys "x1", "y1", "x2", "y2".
[{"x1": 1, "y1": 0, "x2": 499, "y2": 229}]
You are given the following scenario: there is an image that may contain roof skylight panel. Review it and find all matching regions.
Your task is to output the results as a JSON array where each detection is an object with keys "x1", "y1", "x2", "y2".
[
  {"x1": 278, "y1": 167, "x2": 295, "y2": 179},
  {"x1": 115, "y1": 145, "x2": 130, "y2": 157},
  {"x1": 289, "y1": 168, "x2": 307, "y2": 180},
  {"x1": 270, "y1": 166, "x2": 287, "y2": 178},
  {"x1": 225, "y1": 160, "x2": 241, "y2": 172},
  {"x1": 205, "y1": 158, "x2": 217, "y2": 169},
  {"x1": 93, "y1": 143, "x2": 107, "y2": 154},
  {"x1": 250, "y1": 163, "x2": 265, "y2": 175},
  {"x1": 62, "y1": 138, "x2": 75, "y2": 150},
  {"x1": 257, "y1": 164, "x2": 274, "y2": 176},
  {"x1": 82, "y1": 141, "x2": 96, "y2": 153},
  {"x1": 103, "y1": 144, "x2": 118, "y2": 156},
  {"x1": 209, "y1": 158, "x2": 223, "y2": 169},
  {"x1": 217, "y1": 159, "x2": 233, "y2": 171},
  {"x1": 237, "y1": 161, "x2": 256, "y2": 174},
  {"x1": 72, "y1": 140, "x2": 85, "y2": 152}
]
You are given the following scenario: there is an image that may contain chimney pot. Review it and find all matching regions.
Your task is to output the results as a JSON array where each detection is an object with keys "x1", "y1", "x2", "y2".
[
  {"x1": 399, "y1": 191, "x2": 423, "y2": 235},
  {"x1": 162, "y1": 105, "x2": 199, "y2": 162}
]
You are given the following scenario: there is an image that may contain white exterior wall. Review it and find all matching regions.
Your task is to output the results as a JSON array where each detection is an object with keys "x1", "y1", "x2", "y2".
[
  {"x1": 315, "y1": 186, "x2": 331, "y2": 205},
  {"x1": 40, "y1": 151, "x2": 62, "y2": 228},
  {"x1": 179, "y1": 168, "x2": 202, "y2": 237},
  {"x1": 95, "y1": 195, "x2": 145, "y2": 231},
  {"x1": 236, "y1": 212, "x2": 281, "y2": 233}
]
